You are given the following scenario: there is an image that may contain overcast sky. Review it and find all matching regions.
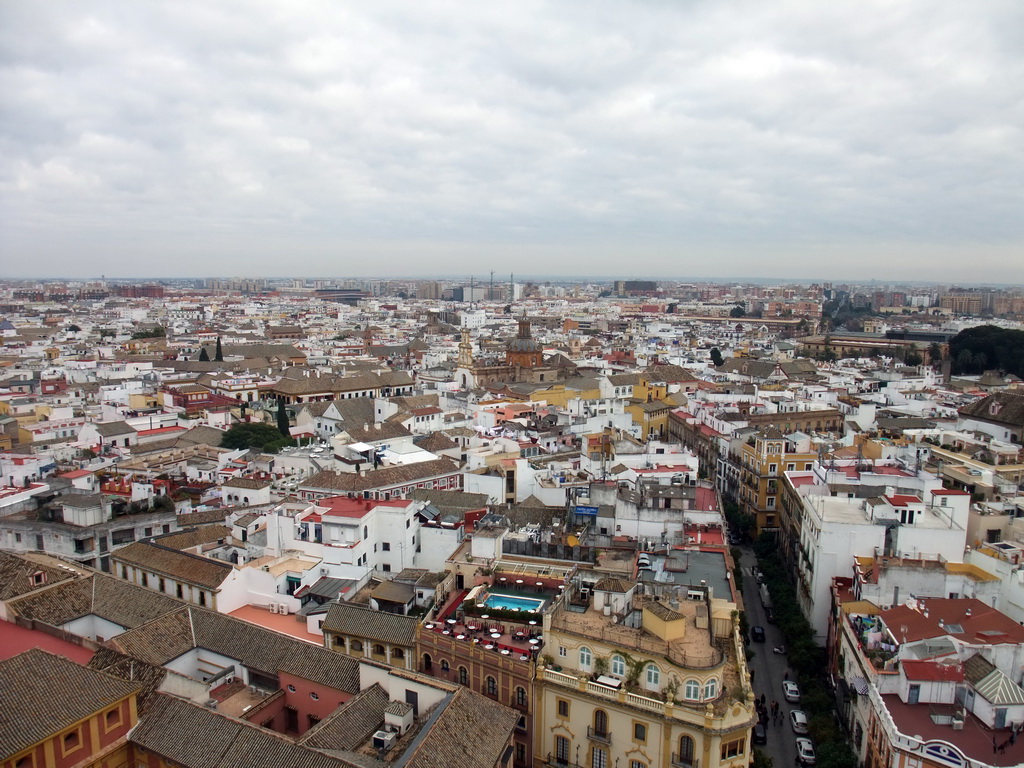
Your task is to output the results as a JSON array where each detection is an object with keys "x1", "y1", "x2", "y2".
[{"x1": 1, "y1": 1, "x2": 1022, "y2": 282}]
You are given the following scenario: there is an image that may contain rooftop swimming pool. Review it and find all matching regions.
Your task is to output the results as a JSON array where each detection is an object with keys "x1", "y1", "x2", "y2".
[{"x1": 483, "y1": 593, "x2": 545, "y2": 612}]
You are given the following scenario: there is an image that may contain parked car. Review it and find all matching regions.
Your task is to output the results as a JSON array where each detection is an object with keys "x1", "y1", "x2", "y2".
[
  {"x1": 790, "y1": 710, "x2": 809, "y2": 734},
  {"x1": 783, "y1": 680, "x2": 801, "y2": 703},
  {"x1": 753, "y1": 723, "x2": 768, "y2": 745},
  {"x1": 796, "y1": 737, "x2": 816, "y2": 765},
  {"x1": 751, "y1": 626, "x2": 766, "y2": 642}
]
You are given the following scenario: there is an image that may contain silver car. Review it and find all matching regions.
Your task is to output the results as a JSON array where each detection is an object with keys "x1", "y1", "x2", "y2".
[
  {"x1": 790, "y1": 709, "x2": 809, "y2": 734},
  {"x1": 796, "y1": 737, "x2": 816, "y2": 765}
]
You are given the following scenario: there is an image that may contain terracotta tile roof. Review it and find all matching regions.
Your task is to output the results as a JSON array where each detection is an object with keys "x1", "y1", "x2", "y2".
[
  {"x1": 345, "y1": 422, "x2": 412, "y2": 443},
  {"x1": 413, "y1": 432, "x2": 458, "y2": 452},
  {"x1": 594, "y1": 577, "x2": 635, "y2": 593},
  {"x1": 901, "y1": 659, "x2": 963, "y2": 682},
  {"x1": 322, "y1": 602, "x2": 418, "y2": 646},
  {"x1": 112, "y1": 541, "x2": 234, "y2": 589},
  {"x1": 9, "y1": 572, "x2": 184, "y2": 628},
  {"x1": 645, "y1": 600, "x2": 684, "y2": 622},
  {"x1": 95, "y1": 420, "x2": 138, "y2": 437},
  {"x1": 0, "y1": 648, "x2": 139, "y2": 760},
  {"x1": 299, "y1": 683, "x2": 389, "y2": 751},
  {"x1": 132, "y1": 693, "x2": 355, "y2": 768},
  {"x1": 155, "y1": 524, "x2": 232, "y2": 551},
  {"x1": 402, "y1": 687, "x2": 519, "y2": 768},
  {"x1": 110, "y1": 606, "x2": 360, "y2": 692},
  {"x1": 881, "y1": 599, "x2": 1024, "y2": 645},
  {"x1": 0, "y1": 550, "x2": 78, "y2": 601},
  {"x1": 959, "y1": 391, "x2": 1024, "y2": 427},
  {"x1": 222, "y1": 476, "x2": 272, "y2": 490},
  {"x1": 301, "y1": 458, "x2": 459, "y2": 494},
  {"x1": 88, "y1": 647, "x2": 168, "y2": 713}
]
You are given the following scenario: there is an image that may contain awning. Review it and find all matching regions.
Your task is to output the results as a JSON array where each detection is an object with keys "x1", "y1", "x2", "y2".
[
  {"x1": 851, "y1": 676, "x2": 869, "y2": 695},
  {"x1": 348, "y1": 442, "x2": 374, "y2": 452}
]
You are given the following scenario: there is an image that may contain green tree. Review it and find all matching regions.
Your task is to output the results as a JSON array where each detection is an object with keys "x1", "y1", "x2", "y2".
[
  {"x1": 752, "y1": 749, "x2": 774, "y2": 768},
  {"x1": 927, "y1": 342, "x2": 943, "y2": 363},
  {"x1": 130, "y1": 326, "x2": 165, "y2": 339},
  {"x1": 948, "y1": 325, "x2": 1024, "y2": 377},
  {"x1": 67, "y1": 324, "x2": 81, "y2": 332},
  {"x1": 276, "y1": 398, "x2": 290, "y2": 437},
  {"x1": 221, "y1": 423, "x2": 287, "y2": 451},
  {"x1": 816, "y1": 741, "x2": 858, "y2": 768},
  {"x1": 215, "y1": 336, "x2": 224, "y2": 362},
  {"x1": 710, "y1": 347, "x2": 725, "y2": 367},
  {"x1": 730, "y1": 305, "x2": 746, "y2": 318},
  {"x1": 198, "y1": 347, "x2": 210, "y2": 362}
]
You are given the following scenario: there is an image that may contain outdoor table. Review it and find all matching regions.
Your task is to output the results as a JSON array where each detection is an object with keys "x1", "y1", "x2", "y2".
[
  {"x1": 484, "y1": 644, "x2": 494, "y2": 650},
  {"x1": 456, "y1": 634, "x2": 466, "y2": 640},
  {"x1": 491, "y1": 632, "x2": 501, "y2": 639}
]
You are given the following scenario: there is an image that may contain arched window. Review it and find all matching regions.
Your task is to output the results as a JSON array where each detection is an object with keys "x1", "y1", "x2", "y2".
[
  {"x1": 678, "y1": 735, "x2": 696, "y2": 768},
  {"x1": 350, "y1": 640, "x2": 363, "y2": 653},
  {"x1": 441, "y1": 659, "x2": 450, "y2": 671},
  {"x1": 458, "y1": 666, "x2": 469, "y2": 685},
  {"x1": 611, "y1": 654, "x2": 625, "y2": 676},
  {"x1": 422, "y1": 653, "x2": 432, "y2": 671},
  {"x1": 704, "y1": 678, "x2": 718, "y2": 700},
  {"x1": 392, "y1": 648, "x2": 405, "y2": 660},
  {"x1": 645, "y1": 664, "x2": 660, "y2": 688},
  {"x1": 516, "y1": 686, "x2": 528, "y2": 707},
  {"x1": 684, "y1": 679, "x2": 700, "y2": 700},
  {"x1": 372, "y1": 644, "x2": 385, "y2": 656},
  {"x1": 579, "y1": 646, "x2": 593, "y2": 669},
  {"x1": 486, "y1": 676, "x2": 497, "y2": 695},
  {"x1": 594, "y1": 709, "x2": 608, "y2": 737}
]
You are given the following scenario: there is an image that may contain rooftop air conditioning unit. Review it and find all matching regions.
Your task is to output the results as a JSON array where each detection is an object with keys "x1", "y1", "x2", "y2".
[
  {"x1": 279, "y1": 602, "x2": 289, "y2": 615},
  {"x1": 269, "y1": 603, "x2": 279, "y2": 614},
  {"x1": 373, "y1": 730, "x2": 398, "y2": 751}
]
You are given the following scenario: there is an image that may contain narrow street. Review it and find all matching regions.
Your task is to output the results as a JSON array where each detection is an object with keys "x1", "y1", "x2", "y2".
[{"x1": 737, "y1": 545, "x2": 800, "y2": 768}]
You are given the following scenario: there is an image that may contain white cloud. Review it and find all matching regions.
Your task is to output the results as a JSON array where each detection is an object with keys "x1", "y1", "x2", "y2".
[{"x1": 0, "y1": 0, "x2": 1022, "y2": 281}]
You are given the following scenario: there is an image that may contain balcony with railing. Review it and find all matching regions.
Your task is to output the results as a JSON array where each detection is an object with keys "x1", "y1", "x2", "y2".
[
  {"x1": 672, "y1": 754, "x2": 698, "y2": 768},
  {"x1": 586, "y1": 726, "x2": 612, "y2": 744}
]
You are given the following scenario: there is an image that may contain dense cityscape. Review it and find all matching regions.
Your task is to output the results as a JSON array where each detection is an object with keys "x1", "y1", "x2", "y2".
[{"x1": 1, "y1": 275, "x2": 1024, "y2": 768}]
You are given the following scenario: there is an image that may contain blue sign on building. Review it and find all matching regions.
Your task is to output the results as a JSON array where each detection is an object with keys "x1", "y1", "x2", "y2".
[{"x1": 575, "y1": 505, "x2": 599, "y2": 516}]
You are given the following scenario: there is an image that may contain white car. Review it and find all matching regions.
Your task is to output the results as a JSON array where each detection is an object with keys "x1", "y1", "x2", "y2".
[
  {"x1": 796, "y1": 738, "x2": 816, "y2": 765},
  {"x1": 790, "y1": 710, "x2": 809, "y2": 734},
  {"x1": 783, "y1": 680, "x2": 801, "y2": 703}
]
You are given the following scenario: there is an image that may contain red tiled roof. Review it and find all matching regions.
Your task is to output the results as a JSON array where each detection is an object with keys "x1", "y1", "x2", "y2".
[
  {"x1": 931, "y1": 488, "x2": 970, "y2": 495},
  {"x1": 318, "y1": 496, "x2": 412, "y2": 519},
  {"x1": 886, "y1": 494, "x2": 922, "y2": 507},
  {"x1": 60, "y1": 469, "x2": 93, "y2": 479},
  {"x1": 881, "y1": 599, "x2": 1024, "y2": 646},
  {"x1": 901, "y1": 660, "x2": 963, "y2": 682}
]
